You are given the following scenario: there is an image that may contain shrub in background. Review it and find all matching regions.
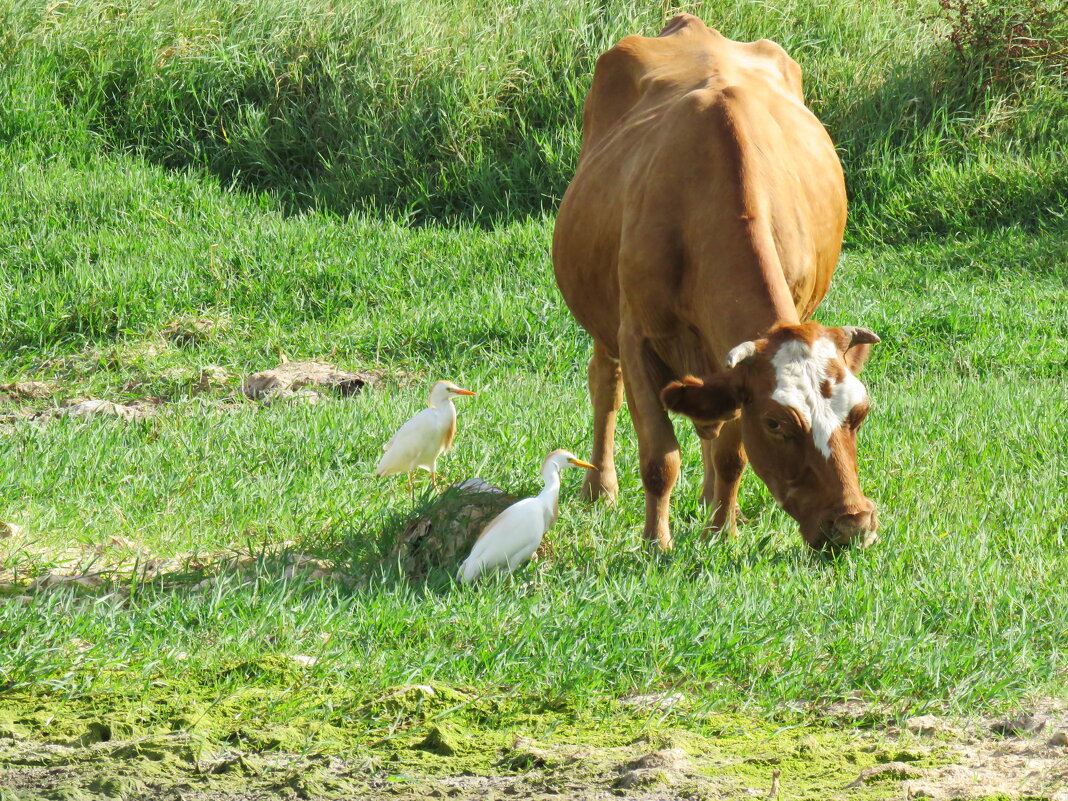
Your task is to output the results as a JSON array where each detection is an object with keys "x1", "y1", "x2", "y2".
[{"x1": 930, "y1": 0, "x2": 1067, "y2": 91}]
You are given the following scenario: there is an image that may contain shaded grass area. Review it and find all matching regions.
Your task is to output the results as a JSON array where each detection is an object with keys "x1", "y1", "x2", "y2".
[{"x1": 2, "y1": 0, "x2": 1065, "y2": 239}]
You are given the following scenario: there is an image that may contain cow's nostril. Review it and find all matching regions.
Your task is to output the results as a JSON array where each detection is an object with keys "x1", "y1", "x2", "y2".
[
  {"x1": 857, "y1": 529, "x2": 880, "y2": 549},
  {"x1": 828, "y1": 508, "x2": 878, "y2": 547},
  {"x1": 836, "y1": 508, "x2": 876, "y2": 532},
  {"x1": 810, "y1": 505, "x2": 879, "y2": 550}
]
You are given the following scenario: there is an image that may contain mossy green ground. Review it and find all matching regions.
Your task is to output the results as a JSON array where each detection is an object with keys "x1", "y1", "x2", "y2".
[{"x1": 0, "y1": 682, "x2": 953, "y2": 800}]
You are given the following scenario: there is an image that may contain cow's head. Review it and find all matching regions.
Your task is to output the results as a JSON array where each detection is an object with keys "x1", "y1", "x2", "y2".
[{"x1": 661, "y1": 322, "x2": 880, "y2": 550}]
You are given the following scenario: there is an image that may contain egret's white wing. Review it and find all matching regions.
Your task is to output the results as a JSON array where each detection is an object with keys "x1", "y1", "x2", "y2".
[
  {"x1": 459, "y1": 497, "x2": 545, "y2": 583},
  {"x1": 376, "y1": 408, "x2": 444, "y2": 475},
  {"x1": 381, "y1": 407, "x2": 433, "y2": 451}
]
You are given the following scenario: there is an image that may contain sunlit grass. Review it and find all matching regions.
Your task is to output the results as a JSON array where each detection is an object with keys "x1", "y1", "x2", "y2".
[{"x1": 1, "y1": 149, "x2": 1065, "y2": 716}]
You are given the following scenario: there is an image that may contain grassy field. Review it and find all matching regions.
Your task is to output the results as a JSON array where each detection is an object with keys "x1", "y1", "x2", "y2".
[{"x1": 1, "y1": 0, "x2": 1067, "y2": 797}]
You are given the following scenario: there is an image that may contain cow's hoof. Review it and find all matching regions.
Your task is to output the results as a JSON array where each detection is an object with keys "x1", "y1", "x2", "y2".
[
  {"x1": 704, "y1": 506, "x2": 744, "y2": 537},
  {"x1": 644, "y1": 531, "x2": 673, "y2": 552},
  {"x1": 702, "y1": 523, "x2": 737, "y2": 540},
  {"x1": 581, "y1": 475, "x2": 618, "y2": 505}
]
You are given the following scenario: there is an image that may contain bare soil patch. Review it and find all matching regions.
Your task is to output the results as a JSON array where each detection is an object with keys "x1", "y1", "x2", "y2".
[
  {"x1": 1, "y1": 337, "x2": 391, "y2": 428},
  {"x1": 0, "y1": 524, "x2": 354, "y2": 597},
  {"x1": 241, "y1": 359, "x2": 380, "y2": 402}
]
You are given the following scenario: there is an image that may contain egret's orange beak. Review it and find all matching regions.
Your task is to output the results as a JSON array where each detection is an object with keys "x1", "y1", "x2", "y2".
[
  {"x1": 569, "y1": 458, "x2": 597, "y2": 470},
  {"x1": 451, "y1": 388, "x2": 477, "y2": 396}
]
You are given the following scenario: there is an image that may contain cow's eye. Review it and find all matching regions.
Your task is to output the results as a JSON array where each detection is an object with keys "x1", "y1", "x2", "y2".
[{"x1": 764, "y1": 417, "x2": 784, "y2": 434}]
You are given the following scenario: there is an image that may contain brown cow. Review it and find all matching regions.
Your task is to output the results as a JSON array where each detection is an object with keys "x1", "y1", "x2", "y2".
[{"x1": 552, "y1": 14, "x2": 879, "y2": 550}]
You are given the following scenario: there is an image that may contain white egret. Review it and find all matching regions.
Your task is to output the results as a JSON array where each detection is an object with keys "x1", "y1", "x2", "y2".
[
  {"x1": 375, "y1": 381, "x2": 476, "y2": 493},
  {"x1": 458, "y1": 449, "x2": 596, "y2": 583}
]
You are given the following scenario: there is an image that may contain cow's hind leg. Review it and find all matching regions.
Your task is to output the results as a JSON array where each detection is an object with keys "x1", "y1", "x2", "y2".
[
  {"x1": 582, "y1": 342, "x2": 624, "y2": 503},
  {"x1": 701, "y1": 419, "x2": 747, "y2": 535},
  {"x1": 621, "y1": 333, "x2": 679, "y2": 550}
]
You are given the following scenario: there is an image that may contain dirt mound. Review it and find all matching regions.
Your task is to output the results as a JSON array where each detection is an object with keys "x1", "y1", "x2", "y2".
[
  {"x1": 242, "y1": 359, "x2": 378, "y2": 401},
  {"x1": 61, "y1": 398, "x2": 156, "y2": 420},
  {"x1": 160, "y1": 316, "x2": 226, "y2": 344},
  {"x1": 385, "y1": 481, "x2": 516, "y2": 583},
  {"x1": 0, "y1": 381, "x2": 52, "y2": 400}
]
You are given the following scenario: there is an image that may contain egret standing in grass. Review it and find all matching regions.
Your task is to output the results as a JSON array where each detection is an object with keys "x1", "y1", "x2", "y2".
[
  {"x1": 375, "y1": 381, "x2": 476, "y2": 496},
  {"x1": 458, "y1": 449, "x2": 596, "y2": 583}
]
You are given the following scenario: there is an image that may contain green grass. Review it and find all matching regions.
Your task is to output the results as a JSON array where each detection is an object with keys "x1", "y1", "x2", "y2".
[
  {"x1": 1, "y1": 145, "x2": 1065, "y2": 717},
  {"x1": 0, "y1": 0, "x2": 1066, "y2": 780}
]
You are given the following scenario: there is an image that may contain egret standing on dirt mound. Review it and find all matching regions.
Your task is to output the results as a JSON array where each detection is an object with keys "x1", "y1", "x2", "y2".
[
  {"x1": 375, "y1": 381, "x2": 476, "y2": 493},
  {"x1": 458, "y1": 450, "x2": 596, "y2": 583}
]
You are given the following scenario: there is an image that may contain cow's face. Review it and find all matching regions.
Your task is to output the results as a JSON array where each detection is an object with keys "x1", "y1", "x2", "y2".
[{"x1": 661, "y1": 322, "x2": 880, "y2": 550}]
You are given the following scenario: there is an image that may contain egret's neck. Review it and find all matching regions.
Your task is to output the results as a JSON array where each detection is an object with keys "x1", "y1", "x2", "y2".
[
  {"x1": 538, "y1": 465, "x2": 562, "y2": 504},
  {"x1": 429, "y1": 395, "x2": 455, "y2": 413}
]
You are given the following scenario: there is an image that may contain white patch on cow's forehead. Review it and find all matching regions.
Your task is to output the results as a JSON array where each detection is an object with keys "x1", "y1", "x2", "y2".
[{"x1": 770, "y1": 337, "x2": 867, "y2": 458}]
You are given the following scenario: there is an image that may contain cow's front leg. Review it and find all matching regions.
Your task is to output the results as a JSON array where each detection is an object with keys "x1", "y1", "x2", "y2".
[
  {"x1": 621, "y1": 334, "x2": 679, "y2": 550},
  {"x1": 582, "y1": 341, "x2": 624, "y2": 503},
  {"x1": 700, "y1": 419, "x2": 747, "y2": 535}
]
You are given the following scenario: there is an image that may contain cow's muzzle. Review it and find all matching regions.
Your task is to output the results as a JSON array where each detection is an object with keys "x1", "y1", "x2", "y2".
[{"x1": 820, "y1": 507, "x2": 879, "y2": 550}]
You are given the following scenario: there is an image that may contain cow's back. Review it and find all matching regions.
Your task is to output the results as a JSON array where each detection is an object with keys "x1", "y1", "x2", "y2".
[{"x1": 553, "y1": 14, "x2": 846, "y2": 364}]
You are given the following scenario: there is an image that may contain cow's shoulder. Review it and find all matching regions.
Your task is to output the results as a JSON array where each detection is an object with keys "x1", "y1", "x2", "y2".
[
  {"x1": 723, "y1": 37, "x2": 804, "y2": 102},
  {"x1": 585, "y1": 25, "x2": 804, "y2": 152},
  {"x1": 580, "y1": 36, "x2": 654, "y2": 146}
]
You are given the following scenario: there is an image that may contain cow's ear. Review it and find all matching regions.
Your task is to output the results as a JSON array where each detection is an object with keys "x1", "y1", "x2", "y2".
[
  {"x1": 844, "y1": 343, "x2": 873, "y2": 374},
  {"x1": 838, "y1": 326, "x2": 880, "y2": 375},
  {"x1": 661, "y1": 373, "x2": 742, "y2": 423}
]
